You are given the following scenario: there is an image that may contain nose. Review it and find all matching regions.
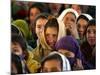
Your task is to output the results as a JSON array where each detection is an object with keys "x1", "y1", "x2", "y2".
[
  {"x1": 79, "y1": 27, "x2": 84, "y2": 34},
  {"x1": 47, "y1": 35, "x2": 55, "y2": 43},
  {"x1": 79, "y1": 27, "x2": 83, "y2": 32},
  {"x1": 66, "y1": 20, "x2": 72, "y2": 25},
  {"x1": 48, "y1": 37, "x2": 54, "y2": 43},
  {"x1": 89, "y1": 32, "x2": 95, "y2": 37}
]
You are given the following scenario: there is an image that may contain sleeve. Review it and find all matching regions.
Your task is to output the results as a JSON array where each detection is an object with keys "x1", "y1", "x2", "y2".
[
  {"x1": 26, "y1": 51, "x2": 41, "y2": 73},
  {"x1": 75, "y1": 40, "x2": 82, "y2": 60}
]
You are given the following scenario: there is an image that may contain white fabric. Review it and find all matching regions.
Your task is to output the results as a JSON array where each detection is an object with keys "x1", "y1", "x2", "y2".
[
  {"x1": 58, "y1": 8, "x2": 79, "y2": 21},
  {"x1": 49, "y1": 51, "x2": 71, "y2": 71},
  {"x1": 81, "y1": 13, "x2": 93, "y2": 20},
  {"x1": 57, "y1": 18, "x2": 66, "y2": 41}
]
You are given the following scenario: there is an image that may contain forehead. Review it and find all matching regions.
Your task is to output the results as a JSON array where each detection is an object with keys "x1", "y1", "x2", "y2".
[
  {"x1": 77, "y1": 18, "x2": 88, "y2": 25},
  {"x1": 78, "y1": 18, "x2": 88, "y2": 22},
  {"x1": 44, "y1": 59, "x2": 61, "y2": 68},
  {"x1": 36, "y1": 18, "x2": 47, "y2": 23},
  {"x1": 45, "y1": 27, "x2": 58, "y2": 34},
  {"x1": 87, "y1": 25, "x2": 96, "y2": 30},
  {"x1": 65, "y1": 12, "x2": 76, "y2": 18},
  {"x1": 30, "y1": 7, "x2": 40, "y2": 13}
]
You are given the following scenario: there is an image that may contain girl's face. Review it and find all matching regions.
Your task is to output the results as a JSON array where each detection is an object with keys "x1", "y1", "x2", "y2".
[
  {"x1": 45, "y1": 27, "x2": 58, "y2": 49},
  {"x1": 35, "y1": 18, "x2": 48, "y2": 37},
  {"x1": 71, "y1": 4, "x2": 81, "y2": 15},
  {"x1": 42, "y1": 59, "x2": 61, "y2": 72},
  {"x1": 77, "y1": 18, "x2": 88, "y2": 39},
  {"x1": 86, "y1": 25, "x2": 96, "y2": 46},
  {"x1": 29, "y1": 8, "x2": 41, "y2": 24},
  {"x1": 63, "y1": 12, "x2": 76, "y2": 29},
  {"x1": 11, "y1": 42, "x2": 23, "y2": 56}
]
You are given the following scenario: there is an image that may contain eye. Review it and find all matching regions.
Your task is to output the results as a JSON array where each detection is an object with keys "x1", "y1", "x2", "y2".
[
  {"x1": 87, "y1": 29, "x2": 96, "y2": 34},
  {"x1": 77, "y1": 24, "x2": 80, "y2": 28},
  {"x1": 87, "y1": 30, "x2": 91, "y2": 34},
  {"x1": 13, "y1": 42, "x2": 18, "y2": 45},
  {"x1": 37, "y1": 26, "x2": 41, "y2": 29},
  {"x1": 83, "y1": 26, "x2": 87, "y2": 30},
  {"x1": 46, "y1": 34, "x2": 49, "y2": 37},
  {"x1": 53, "y1": 34, "x2": 57, "y2": 38},
  {"x1": 71, "y1": 18, "x2": 75, "y2": 22}
]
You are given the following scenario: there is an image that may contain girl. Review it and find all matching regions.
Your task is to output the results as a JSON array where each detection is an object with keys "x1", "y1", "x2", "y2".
[
  {"x1": 76, "y1": 14, "x2": 93, "y2": 45},
  {"x1": 11, "y1": 34, "x2": 40, "y2": 73},
  {"x1": 32, "y1": 18, "x2": 66, "y2": 62},
  {"x1": 55, "y1": 36, "x2": 83, "y2": 70},
  {"x1": 41, "y1": 52, "x2": 71, "y2": 72},
  {"x1": 58, "y1": 8, "x2": 79, "y2": 39},
  {"x1": 80, "y1": 19, "x2": 96, "y2": 69}
]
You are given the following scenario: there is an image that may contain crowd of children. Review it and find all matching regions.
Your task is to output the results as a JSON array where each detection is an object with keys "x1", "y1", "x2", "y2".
[{"x1": 11, "y1": 1, "x2": 96, "y2": 74}]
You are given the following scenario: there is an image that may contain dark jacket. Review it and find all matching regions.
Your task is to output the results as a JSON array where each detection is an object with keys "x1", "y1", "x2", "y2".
[{"x1": 80, "y1": 41, "x2": 96, "y2": 69}]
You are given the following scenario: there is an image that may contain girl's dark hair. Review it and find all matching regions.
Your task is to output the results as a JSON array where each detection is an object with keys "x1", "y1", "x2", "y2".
[
  {"x1": 84, "y1": 19, "x2": 96, "y2": 35},
  {"x1": 11, "y1": 53, "x2": 23, "y2": 74},
  {"x1": 86, "y1": 6, "x2": 96, "y2": 19},
  {"x1": 28, "y1": 3, "x2": 45, "y2": 18},
  {"x1": 41, "y1": 53, "x2": 63, "y2": 71},
  {"x1": 76, "y1": 15, "x2": 90, "y2": 23},
  {"x1": 34, "y1": 13, "x2": 50, "y2": 26},
  {"x1": 11, "y1": 25, "x2": 20, "y2": 35},
  {"x1": 44, "y1": 18, "x2": 59, "y2": 33},
  {"x1": 11, "y1": 34, "x2": 27, "y2": 51},
  {"x1": 87, "y1": 19, "x2": 96, "y2": 27}
]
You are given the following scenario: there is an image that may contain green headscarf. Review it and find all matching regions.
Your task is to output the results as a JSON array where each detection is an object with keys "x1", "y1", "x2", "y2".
[{"x1": 12, "y1": 19, "x2": 32, "y2": 41}]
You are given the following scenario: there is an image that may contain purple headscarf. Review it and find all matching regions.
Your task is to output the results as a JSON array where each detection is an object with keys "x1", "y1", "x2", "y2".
[{"x1": 55, "y1": 35, "x2": 81, "y2": 59}]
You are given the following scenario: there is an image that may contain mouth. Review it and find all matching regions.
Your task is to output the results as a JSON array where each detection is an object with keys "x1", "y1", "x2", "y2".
[
  {"x1": 88, "y1": 38, "x2": 96, "y2": 42},
  {"x1": 79, "y1": 31, "x2": 83, "y2": 34}
]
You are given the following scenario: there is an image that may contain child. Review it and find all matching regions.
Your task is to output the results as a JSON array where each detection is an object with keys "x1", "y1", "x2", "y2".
[
  {"x1": 11, "y1": 34, "x2": 40, "y2": 74},
  {"x1": 80, "y1": 19, "x2": 96, "y2": 69},
  {"x1": 40, "y1": 52, "x2": 71, "y2": 72},
  {"x1": 76, "y1": 14, "x2": 93, "y2": 45},
  {"x1": 55, "y1": 36, "x2": 83, "y2": 70}
]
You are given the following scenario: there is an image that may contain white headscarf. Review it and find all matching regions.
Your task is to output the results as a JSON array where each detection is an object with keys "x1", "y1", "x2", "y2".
[
  {"x1": 49, "y1": 51, "x2": 71, "y2": 71},
  {"x1": 58, "y1": 8, "x2": 79, "y2": 21},
  {"x1": 80, "y1": 13, "x2": 93, "y2": 20},
  {"x1": 57, "y1": 18, "x2": 66, "y2": 41}
]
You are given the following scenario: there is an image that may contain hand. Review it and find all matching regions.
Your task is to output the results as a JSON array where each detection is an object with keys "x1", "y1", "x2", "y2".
[
  {"x1": 66, "y1": 23, "x2": 79, "y2": 39},
  {"x1": 73, "y1": 59, "x2": 84, "y2": 70}
]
